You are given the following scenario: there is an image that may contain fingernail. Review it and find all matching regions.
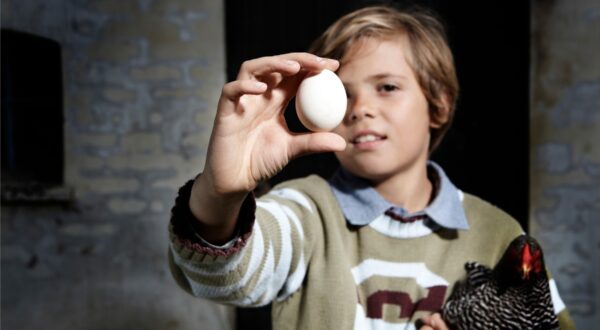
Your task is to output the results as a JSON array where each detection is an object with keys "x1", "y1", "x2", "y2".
[
  {"x1": 255, "y1": 81, "x2": 267, "y2": 89},
  {"x1": 285, "y1": 60, "x2": 299, "y2": 67},
  {"x1": 315, "y1": 56, "x2": 326, "y2": 62}
]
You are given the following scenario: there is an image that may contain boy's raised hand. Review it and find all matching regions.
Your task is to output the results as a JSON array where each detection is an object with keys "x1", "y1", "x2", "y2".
[
  {"x1": 190, "y1": 53, "x2": 346, "y2": 242},
  {"x1": 204, "y1": 53, "x2": 346, "y2": 196}
]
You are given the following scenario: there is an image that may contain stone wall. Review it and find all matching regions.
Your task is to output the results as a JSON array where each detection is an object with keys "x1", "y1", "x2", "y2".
[
  {"x1": 1, "y1": 0, "x2": 234, "y2": 329},
  {"x1": 530, "y1": 0, "x2": 600, "y2": 328}
]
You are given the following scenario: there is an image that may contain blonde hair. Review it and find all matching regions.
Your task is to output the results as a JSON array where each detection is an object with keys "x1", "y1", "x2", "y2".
[{"x1": 309, "y1": 5, "x2": 459, "y2": 152}]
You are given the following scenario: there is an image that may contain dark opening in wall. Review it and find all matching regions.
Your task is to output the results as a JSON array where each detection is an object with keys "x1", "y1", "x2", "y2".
[{"x1": 1, "y1": 29, "x2": 68, "y2": 202}]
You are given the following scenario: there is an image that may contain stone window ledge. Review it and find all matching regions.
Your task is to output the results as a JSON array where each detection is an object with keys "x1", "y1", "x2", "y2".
[{"x1": 1, "y1": 183, "x2": 74, "y2": 204}]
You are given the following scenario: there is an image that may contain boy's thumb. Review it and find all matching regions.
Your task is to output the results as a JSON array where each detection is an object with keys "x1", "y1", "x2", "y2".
[{"x1": 289, "y1": 132, "x2": 346, "y2": 158}]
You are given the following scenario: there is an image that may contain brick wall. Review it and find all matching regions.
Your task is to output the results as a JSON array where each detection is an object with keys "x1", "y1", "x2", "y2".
[
  {"x1": 1, "y1": 0, "x2": 234, "y2": 329},
  {"x1": 530, "y1": 0, "x2": 600, "y2": 328}
]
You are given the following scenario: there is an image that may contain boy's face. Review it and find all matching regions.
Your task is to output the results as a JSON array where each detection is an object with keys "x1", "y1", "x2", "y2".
[{"x1": 333, "y1": 36, "x2": 433, "y2": 184}]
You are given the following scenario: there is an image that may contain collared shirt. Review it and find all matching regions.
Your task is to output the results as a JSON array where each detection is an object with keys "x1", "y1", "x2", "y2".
[{"x1": 328, "y1": 161, "x2": 469, "y2": 233}]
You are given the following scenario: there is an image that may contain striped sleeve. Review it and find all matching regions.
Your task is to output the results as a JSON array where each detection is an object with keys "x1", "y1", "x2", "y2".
[
  {"x1": 168, "y1": 179, "x2": 320, "y2": 307},
  {"x1": 547, "y1": 272, "x2": 575, "y2": 329}
]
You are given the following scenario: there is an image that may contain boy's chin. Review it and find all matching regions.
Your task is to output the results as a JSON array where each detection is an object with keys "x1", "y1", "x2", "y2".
[
  {"x1": 341, "y1": 163, "x2": 394, "y2": 182},
  {"x1": 338, "y1": 157, "x2": 427, "y2": 184}
]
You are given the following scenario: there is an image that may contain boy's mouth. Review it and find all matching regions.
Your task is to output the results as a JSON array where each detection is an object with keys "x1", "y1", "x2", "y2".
[{"x1": 351, "y1": 132, "x2": 386, "y2": 144}]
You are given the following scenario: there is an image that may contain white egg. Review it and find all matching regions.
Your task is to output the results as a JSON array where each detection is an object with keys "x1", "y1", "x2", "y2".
[{"x1": 295, "y1": 69, "x2": 347, "y2": 132}]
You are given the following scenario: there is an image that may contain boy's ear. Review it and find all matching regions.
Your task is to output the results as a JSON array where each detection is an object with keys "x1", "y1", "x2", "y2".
[{"x1": 429, "y1": 93, "x2": 451, "y2": 129}]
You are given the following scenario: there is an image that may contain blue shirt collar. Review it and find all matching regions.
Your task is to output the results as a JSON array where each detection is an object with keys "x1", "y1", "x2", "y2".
[{"x1": 328, "y1": 161, "x2": 470, "y2": 230}]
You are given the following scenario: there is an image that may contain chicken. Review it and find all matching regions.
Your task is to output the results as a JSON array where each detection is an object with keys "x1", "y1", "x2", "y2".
[{"x1": 442, "y1": 235, "x2": 559, "y2": 330}]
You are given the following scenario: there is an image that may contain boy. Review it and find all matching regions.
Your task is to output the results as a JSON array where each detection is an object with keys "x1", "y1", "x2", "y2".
[{"x1": 168, "y1": 5, "x2": 572, "y2": 329}]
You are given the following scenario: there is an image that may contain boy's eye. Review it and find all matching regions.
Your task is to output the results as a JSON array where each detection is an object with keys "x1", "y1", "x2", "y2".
[{"x1": 379, "y1": 84, "x2": 398, "y2": 92}]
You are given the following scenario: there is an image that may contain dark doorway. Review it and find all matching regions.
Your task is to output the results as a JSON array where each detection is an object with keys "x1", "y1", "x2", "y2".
[{"x1": 226, "y1": 1, "x2": 529, "y2": 328}]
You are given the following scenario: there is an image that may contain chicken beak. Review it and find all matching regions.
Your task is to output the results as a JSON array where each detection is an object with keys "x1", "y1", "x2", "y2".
[{"x1": 521, "y1": 264, "x2": 531, "y2": 280}]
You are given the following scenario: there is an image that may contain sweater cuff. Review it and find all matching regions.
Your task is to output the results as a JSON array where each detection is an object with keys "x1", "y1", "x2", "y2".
[{"x1": 169, "y1": 179, "x2": 255, "y2": 257}]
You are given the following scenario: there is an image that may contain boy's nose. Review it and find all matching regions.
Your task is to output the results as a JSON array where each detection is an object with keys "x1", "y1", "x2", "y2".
[{"x1": 347, "y1": 99, "x2": 375, "y2": 122}]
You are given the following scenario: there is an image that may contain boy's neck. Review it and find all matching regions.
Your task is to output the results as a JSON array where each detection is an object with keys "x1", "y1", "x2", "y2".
[{"x1": 372, "y1": 162, "x2": 433, "y2": 213}]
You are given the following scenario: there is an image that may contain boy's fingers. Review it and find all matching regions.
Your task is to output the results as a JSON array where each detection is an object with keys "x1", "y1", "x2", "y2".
[
  {"x1": 238, "y1": 56, "x2": 301, "y2": 80},
  {"x1": 237, "y1": 53, "x2": 339, "y2": 80},
  {"x1": 277, "y1": 52, "x2": 340, "y2": 72},
  {"x1": 418, "y1": 313, "x2": 448, "y2": 330},
  {"x1": 221, "y1": 80, "x2": 267, "y2": 101},
  {"x1": 430, "y1": 313, "x2": 449, "y2": 330},
  {"x1": 416, "y1": 316, "x2": 430, "y2": 329}
]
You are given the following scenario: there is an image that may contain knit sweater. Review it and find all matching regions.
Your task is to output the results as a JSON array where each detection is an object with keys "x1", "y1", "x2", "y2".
[{"x1": 168, "y1": 175, "x2": 572, "y2": 329}]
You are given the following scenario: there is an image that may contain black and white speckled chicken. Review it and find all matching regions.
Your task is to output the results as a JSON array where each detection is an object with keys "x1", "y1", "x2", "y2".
[{"x1": 442, "y1": 235, "x2": 559, "y2": 330}]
